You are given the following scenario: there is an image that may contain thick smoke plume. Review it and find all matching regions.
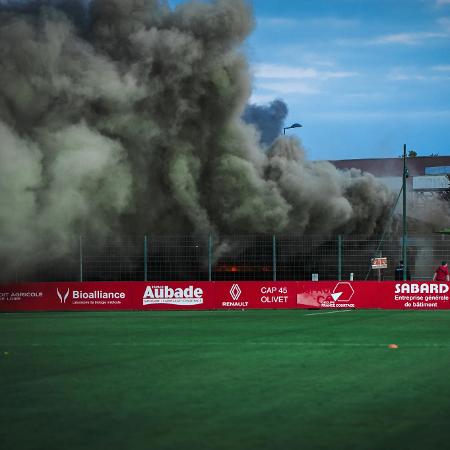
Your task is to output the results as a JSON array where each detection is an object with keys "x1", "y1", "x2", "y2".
[
  {"x1": 242, "y1": 99, "x2": 288, "y2": 146},
  {"x1": 0, "y1": 0, "x2": 395, "y2": 278}
]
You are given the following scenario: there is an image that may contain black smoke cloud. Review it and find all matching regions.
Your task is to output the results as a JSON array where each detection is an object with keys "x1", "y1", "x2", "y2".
[
  {"x1": 242, "y1": 99, "x2": 288, "y2": 146},
  {"x1": 0, "y1": 0, "x2": 394, "y2": 278}
]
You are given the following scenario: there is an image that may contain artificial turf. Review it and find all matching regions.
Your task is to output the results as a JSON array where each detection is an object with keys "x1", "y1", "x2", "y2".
[{"x1": 1, "y1": 309, "x2": 450, "y2": 450}]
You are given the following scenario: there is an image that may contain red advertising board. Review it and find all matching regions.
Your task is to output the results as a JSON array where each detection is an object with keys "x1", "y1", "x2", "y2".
[
  {"x1": 0, "y1": 282, "x2": 216, "y2": 311},
  {"x1": 1, "y1": 281, "x2": 449, "y2": 311},
  {"x1": 139, "y1": 282, "x2": 215, "y2": 310},
  {"x1": 296, "y1": 281, "x2": 450, "y2": 310},
  {"x1": 214, "y1": 282, "x2": 298, "y2": 309}
]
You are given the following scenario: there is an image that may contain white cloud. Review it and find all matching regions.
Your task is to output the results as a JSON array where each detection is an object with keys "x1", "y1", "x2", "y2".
[
  {"x1": 251, "y1": 63, "x2": 357, "y2": 99},
  {"x1": 337, "y1": 17, "x2": 450, "y2": 46},
  {"x1": 256, "y1": 16, "x2": 359, "y2": 29},
  {"x1": 257, "y1": 81, "x2": 320, "y2": 95},
  {"x1": 259, "y1": 45, "x2": 337, "y2": 68},
  {"x1": 388, "y1": 71, "x2": 427, "y2": 81},
  {"x1": 323, "y1": 70, "x2": 358, "y2": 79},
  {"x1": 304, "y1": 16, "x2": 360, "y2": 28},
  {"x1": 254, "y1": 64, "x2": 318, "y2": 79},
  {"x1": 308, "y1": 109, "x2": 450, "y2": 120},
  {"x1": 248, "y1": 93, "x2": 284, "y2": 105},
  {"x1": 432, "y1": 64, "x2": 450, "y2": 71},
  {"x1": 371, "y1": 31, "x2": 447, "y2": 45},
  {"x1": 253, "y1": 63, "x2": 357, "y2": 81},
  {"x1": 343, "y1": 92, "x2": 388, "y2": 101},
  {"x1": 437, "y1": 0, "x2": 450, "y2": 6},
  {"x1": 388, "y1": 67, "x2": 450, "y2": 81},
  {"x1": 303, "y1": 53, "x2": 337, "y2": 68},
  {"x1": 438, "y1": 17, "x2": 450, "y2": 29},
  {"x1": 256, "y1": 17, "x2": 299, "y2": 28}
]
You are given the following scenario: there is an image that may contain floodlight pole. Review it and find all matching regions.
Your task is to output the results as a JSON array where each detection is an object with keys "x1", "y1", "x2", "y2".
[{"x1": 402, "y1": 144, "x2": 408, "y2": 281}]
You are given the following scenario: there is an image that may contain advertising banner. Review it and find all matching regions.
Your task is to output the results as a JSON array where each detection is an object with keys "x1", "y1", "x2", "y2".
[
  {"x1": 1, "y1": 281, "x2": 450, "y2": 311},
  {"x1": 296, "y1": 281, "x2": 450, "y2": 310},
  {"x1": 214, "y1": 282, "x2": 298, "y2": 309},
  {"x1": 0, "y1": 282, "x2": 216, "y2": 311},
  {"x1": 296, "y1": 281, "x2": 359, "y2": 309},
  {"x1": 139, "y1": 282, "x2": 215, "y2": 310}
]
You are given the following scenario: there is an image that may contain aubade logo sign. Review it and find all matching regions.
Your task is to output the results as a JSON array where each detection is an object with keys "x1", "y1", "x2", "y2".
[{"x1": 143, "y1": 285, "x2": 204, "y2": 306}]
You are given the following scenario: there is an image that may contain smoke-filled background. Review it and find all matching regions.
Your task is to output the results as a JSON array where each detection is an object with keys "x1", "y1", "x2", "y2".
[
  {"x1": 242, "y1": 99, "x2": 288, "y2": 147},
  {"x1": 0, "y1": 0, "x2": 399, "y2": 278}
]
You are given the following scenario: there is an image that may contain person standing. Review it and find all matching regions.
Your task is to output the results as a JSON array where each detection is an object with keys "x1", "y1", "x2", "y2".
[
  {"x1": 433, "y1": 261, "x2": 449, "y2": 282},
  {"x1": 395, "y1": 260, "x2": 410, "y2": 280}
]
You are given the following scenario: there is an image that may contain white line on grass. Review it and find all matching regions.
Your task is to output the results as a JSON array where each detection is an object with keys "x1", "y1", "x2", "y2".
[{"x1": 305, "y1": 310, "x2": 354, "y2": 316}]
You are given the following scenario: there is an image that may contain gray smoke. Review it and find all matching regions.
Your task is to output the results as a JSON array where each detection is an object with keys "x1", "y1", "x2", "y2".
[
  {"x1": 0, "y1": 0, "x2": 395, "y2": 278},
  {"x1": 242, "y1": 99, "x2": 288, "y2": 146}
]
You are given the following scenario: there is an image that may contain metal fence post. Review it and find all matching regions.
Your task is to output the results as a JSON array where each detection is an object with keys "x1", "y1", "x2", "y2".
[
  {"x1": 273, "y1": 235, "x2": 277, "y2": 281},
  {"x1": 144, "y1": 235, "x2": 148, "y2": 281},
  {"x1": 79, "y1": 235, "x2": 83, "y2": 282},
  {"x1": 208, "y1": 234, "x2": 212, "y2": 281},
  {"x1": 376, "y1": 249, "x2": 382, "y2": 282},
  {"x1": 338, "y1": 235, "x2": 342, "y2": 281},
  {"x1": 402, "y1": 144, "x2": 408, "y2": 281}
]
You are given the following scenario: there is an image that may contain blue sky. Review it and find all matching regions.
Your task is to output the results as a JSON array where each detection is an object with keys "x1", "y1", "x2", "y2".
[{"x1": 170, "y1": 0, "x2": 450, "y2": 161}]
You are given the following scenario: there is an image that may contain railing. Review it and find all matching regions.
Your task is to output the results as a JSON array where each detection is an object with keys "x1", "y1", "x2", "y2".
[{"x1": 5, "y1": 234, "x2": 450, "y2": 283}]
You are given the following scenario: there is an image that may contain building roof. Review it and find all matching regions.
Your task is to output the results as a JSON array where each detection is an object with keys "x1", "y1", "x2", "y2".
[{"x1": 330, "y1": 156, "x2": 450, "y2": 177}]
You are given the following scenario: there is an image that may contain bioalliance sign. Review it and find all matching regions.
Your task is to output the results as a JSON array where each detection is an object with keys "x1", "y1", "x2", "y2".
[
  {"x1": 143, "y1": 285, "x2": 204, "y2": 306},
  {"x1": 56, "y1": 288, "x2": 126, "y2": 305}
]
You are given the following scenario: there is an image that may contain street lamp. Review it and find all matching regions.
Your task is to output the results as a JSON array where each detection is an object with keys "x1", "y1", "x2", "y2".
[{"x1": 283, "y1": 123, "x2": 302, "y2": 135}]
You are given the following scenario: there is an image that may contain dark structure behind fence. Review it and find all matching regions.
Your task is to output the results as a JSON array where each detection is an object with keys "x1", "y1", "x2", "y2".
[{"x1": 8, "y1": 234, "x2": 450, "y2": 283}]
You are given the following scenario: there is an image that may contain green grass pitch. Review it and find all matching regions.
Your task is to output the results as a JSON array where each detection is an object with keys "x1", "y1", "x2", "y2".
[{"x1": 2, "y1": 309, "x2": 450, "y2": 450}]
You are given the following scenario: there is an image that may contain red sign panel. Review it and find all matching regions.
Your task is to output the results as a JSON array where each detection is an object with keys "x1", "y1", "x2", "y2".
[
  {"x1": 139, "y1": 282, "x2": 215, "y2": 310},
  {"x1": 1, "y1": 281, "x2": 449, "y2": 311},
  {"x1": 0, "y1": 282, "x2": 216, "y2": 311},
  {"x1": 214, "y1": 282, "x2": 298, "y2": 309},
  {"x1": 296, "y1": 282, "x2": 450, "y2": 310}
]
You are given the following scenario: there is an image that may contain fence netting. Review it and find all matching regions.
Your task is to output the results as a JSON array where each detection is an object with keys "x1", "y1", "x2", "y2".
[{"x1": 6, "y1": 234, "x2": 450, "y2": 283}]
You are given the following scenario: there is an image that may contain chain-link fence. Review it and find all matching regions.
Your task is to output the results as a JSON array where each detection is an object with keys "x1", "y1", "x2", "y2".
[{"x1": 8, "y1": 234, "x2": 450, "y2": 283}]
